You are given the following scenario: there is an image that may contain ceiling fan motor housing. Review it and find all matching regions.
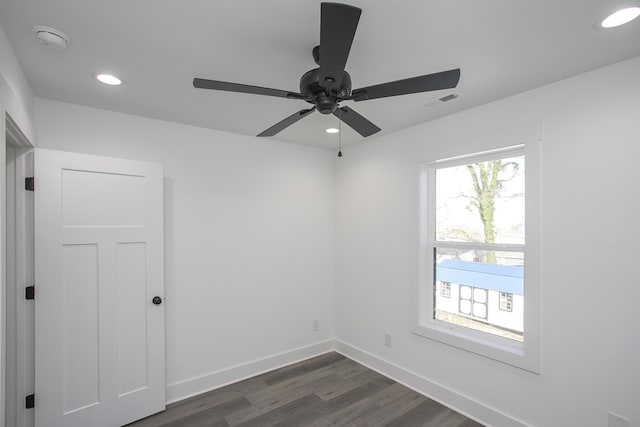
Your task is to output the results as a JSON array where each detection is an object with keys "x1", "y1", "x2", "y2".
[{"x1": 300, "y1": 68, "x2": 352, "y2": 114}]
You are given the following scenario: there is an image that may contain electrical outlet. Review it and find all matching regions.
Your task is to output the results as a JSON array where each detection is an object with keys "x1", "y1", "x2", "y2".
[
  {"x1": 312, "y1": 319, "x2": 319, "y2": 331},
  {"x1": 384, "y1": 333, "x2": 392, "y2": 347},
  {"x1": 608, "y1": 412, "x2": 630, "y2": 427}
]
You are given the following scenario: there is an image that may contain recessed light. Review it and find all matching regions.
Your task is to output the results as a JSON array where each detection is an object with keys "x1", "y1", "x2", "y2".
[
  {"x1": 601, "y1": 7, "x2": 640, "y2": 28},
  {"x1": 326, "y1": 128, "x2": 339, "y2": 134},
  {"x1": 96, "y1": 73, "x2": 122, "y2": 86},
  {"x1": 33, "y1": 26, "x2": 69, "y2": 50}
]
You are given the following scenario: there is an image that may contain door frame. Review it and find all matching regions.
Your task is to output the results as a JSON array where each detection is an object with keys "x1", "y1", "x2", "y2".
[{"x1": 3, "y1": 113, "x2": 34, "y2": 427}]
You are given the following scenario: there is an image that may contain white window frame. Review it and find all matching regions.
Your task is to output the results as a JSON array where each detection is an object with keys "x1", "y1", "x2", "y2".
[{"x1": 413, "y1": 142, "x2": 540, "y2": 373}]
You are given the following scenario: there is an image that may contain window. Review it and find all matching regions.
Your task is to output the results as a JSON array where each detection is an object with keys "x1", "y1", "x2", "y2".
[
  {"x1": 432, "y1": 151, "x2": 524, "y2": 340},
  {"x1": 499, "y1": 292, "x2": 513, "y2": 312},
  {"x1": 440, "y1": 282, "x2": 451, "y2": 298},
  {"x1": 414, "y1": 142, "x2": 540, "y2": 373}
]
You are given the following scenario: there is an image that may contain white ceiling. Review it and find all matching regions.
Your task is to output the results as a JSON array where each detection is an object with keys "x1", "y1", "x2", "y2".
[{"x1": 1, "y1": 0, "x2": 639, "y2": 149}]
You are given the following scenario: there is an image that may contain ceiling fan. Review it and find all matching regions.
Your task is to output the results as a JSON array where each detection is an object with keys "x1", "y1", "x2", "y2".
[{"x1": 193, "y1": 2, "x2": 461, "y2": 138}]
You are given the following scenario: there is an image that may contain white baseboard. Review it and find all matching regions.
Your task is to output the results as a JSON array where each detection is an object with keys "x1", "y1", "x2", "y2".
[
  {"x1": 166, "y1": 339, "x2": 529, "y2": 427},
  {"x1": 334, "y1": 340, "x2": 530, "y2": 427},
  {"x1": 165, "y1": 339, "x2": 335, "y2": 404}
]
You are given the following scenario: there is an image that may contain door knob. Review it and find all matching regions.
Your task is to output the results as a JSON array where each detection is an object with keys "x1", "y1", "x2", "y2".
[{"x1": 152, "y1": 296, "x2": 162, "y2": 305}]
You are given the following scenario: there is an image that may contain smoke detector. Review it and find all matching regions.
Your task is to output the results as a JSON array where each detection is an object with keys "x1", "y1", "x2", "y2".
[{"x1": 33, "y1": 26, "x2": 70, "y2": 49}]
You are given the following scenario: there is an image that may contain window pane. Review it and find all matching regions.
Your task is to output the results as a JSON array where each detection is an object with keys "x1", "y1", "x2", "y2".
[
  {"x1": 435, "y1": 156, "x2": 525, "y2": 244},
  {"x1": 459, "y1": 300, "x2": 471, "y2": 315},
  {"x1": 433, "y1": 248, "x2": 524, "y2": 341},
  {"x1": 460, "y1": 285, "x2": 471, "y2": 299},
  {"x1": 473, "y1": 288, "x2": 487, "y2": 303},
  {"x1": 473, "y1": 302, "x2": 487, "y2": 319}
]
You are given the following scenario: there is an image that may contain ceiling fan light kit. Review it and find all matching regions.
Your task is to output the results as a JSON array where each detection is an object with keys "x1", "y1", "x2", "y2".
[{"x1": 193, "y1": 2, "x2": 461, "y2": 138}]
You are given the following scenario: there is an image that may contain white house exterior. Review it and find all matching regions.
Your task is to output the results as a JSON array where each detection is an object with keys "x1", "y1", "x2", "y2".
[{"x1": 435, "y1": 259, "x2": 524, "y2": 336}]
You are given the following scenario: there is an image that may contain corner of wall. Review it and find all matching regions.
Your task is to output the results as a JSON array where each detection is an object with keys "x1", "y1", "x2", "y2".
[
  {"x1": 334, "y1": 340, "x2": 531, "y2": 427},
  {"x1": 0, "y1": 22, "x2": 36, "y2": 145},
  {"x1": 165, "y1": 340, "x2": 335, "y2": 404}
]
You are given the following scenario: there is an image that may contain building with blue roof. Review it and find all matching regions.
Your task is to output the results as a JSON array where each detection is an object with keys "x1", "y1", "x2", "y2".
[
  {"x1": 436, "y1": 259, "x2": 523, "y2": 296},
  {"x1": 434, "y1": 259, "x2": 524, "y2": 335}
]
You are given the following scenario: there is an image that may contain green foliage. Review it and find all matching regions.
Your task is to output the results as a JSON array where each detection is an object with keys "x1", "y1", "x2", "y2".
[{"x1": 465, "y1": 160, "x2": 518, "y2": 263}]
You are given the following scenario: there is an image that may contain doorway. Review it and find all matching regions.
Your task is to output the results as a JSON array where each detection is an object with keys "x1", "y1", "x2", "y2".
[{"x1": 4, "y1": 114, "x2": 35, "y2": 427}]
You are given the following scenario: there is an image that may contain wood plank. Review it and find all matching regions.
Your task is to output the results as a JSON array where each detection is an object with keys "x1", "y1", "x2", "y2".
[
  {"x1": 307, "y1": 379, "x2": 397, "y2": 427},
  {"x1": 314, "y1": 370, "x2": 388, "y2": 401},
  {"x1": 159, "y1": 396, "x2": 249, "y2": 427},
  {"x1": 420, "y1": 407, "x2": 477, "y2": 427},
  {"x1": 126, "y1": 377, "x2": 267, "y2": 426},
  {"x1": 127, "y1": 352, "x2": 484, "y2": 427},
  {"x1": 307, "y1": 397, "x2": 378, "y2": 427},
  {"x1": 234, "y1": 394, "x2": 326, "y2": 427},
  {"x1": 245, "y1": 359, "x2": 353, "y2": 403},
  {"x1": 322, "y1": 378, "x2": 392, "y2": 412},
  {"x1": 458, "y1": 418, "x2": 486, "y2": 427},
  {"x1": 258, "y1": 352, "x2": 345, "y2": 385},
  {"x1": 225, "y1": 374, "x2": 343, "y2": 426},
  {"x1": 376, "y1": 398, "x2": 445, "y2": 427},
  {"x1": 348, "y1": 390, "x2": 427, "y2": 427},
  {"x1": 368, "y1": 382, "x2": 413, "y2": 406},
  {"x1": 331, "y1": 360, "x2": 370, "y2": 379}
]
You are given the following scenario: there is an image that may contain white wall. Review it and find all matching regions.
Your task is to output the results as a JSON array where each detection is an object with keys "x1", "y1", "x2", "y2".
[
  {"x1": 0, "y1": 24, "x2": 36, "y2": 143},
  {"x1": 34, "y1": 98, "x2": 336, "y2": 401},
  {"x1": 13, "y1": 33, "x2": 640, "y2": 426},
  {"x1": 335, "y1": 56, "x2": 640, "y2": 427}
]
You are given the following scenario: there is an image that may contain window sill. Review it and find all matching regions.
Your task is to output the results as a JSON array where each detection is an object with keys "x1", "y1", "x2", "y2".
[{"x1": 412, "y1": 321, "x2": 539, "y2": 374}]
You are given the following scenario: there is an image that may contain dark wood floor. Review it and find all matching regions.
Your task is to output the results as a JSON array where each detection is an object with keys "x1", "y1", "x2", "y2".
[{"x1": 127, "y1": 352, "x2": 484, "y2": 427}]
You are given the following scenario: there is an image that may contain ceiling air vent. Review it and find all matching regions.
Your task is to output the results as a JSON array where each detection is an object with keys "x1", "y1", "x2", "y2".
[{"x1": 424, "y1": 93, "x2": 461, "y2": 107}]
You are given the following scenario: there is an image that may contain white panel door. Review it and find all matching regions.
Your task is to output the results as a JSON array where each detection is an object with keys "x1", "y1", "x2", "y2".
[{"x1": 34, "y1": 149, "x2": 165, "y2": 427}]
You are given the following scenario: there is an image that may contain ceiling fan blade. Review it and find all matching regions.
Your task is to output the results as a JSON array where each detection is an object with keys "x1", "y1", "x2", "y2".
[
  {"x1": 257, "y1": 107, "x2": 316, "y2": 137},
  {"x1": 319, "y1": 3, "x2": 361, "y2": 92},
  {"x1": 334, "y1": 106, "x2": 381, "y2": 137},
  {"x1": 193, "y1": 78, "x2": 306, "y2": 100},
  {"x1": 350, "y1": 69, "x2": 461, "y2": 101}
]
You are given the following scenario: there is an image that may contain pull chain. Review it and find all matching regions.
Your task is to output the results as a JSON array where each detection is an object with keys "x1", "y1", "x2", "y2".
[{"x1": 337, "y1": 107, "x2": 343, "y2": 158}]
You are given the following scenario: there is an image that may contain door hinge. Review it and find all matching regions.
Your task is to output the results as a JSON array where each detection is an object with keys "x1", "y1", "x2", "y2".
[
  {"x1": 26, "y1": 394, "x2": 35, "y2": 409},
  {"x1": 25, "y1": 177, "x2": 34, "y2": 191},
  {"x1": 25, "y1": 285, "x2": 35, "y2": 300}
]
